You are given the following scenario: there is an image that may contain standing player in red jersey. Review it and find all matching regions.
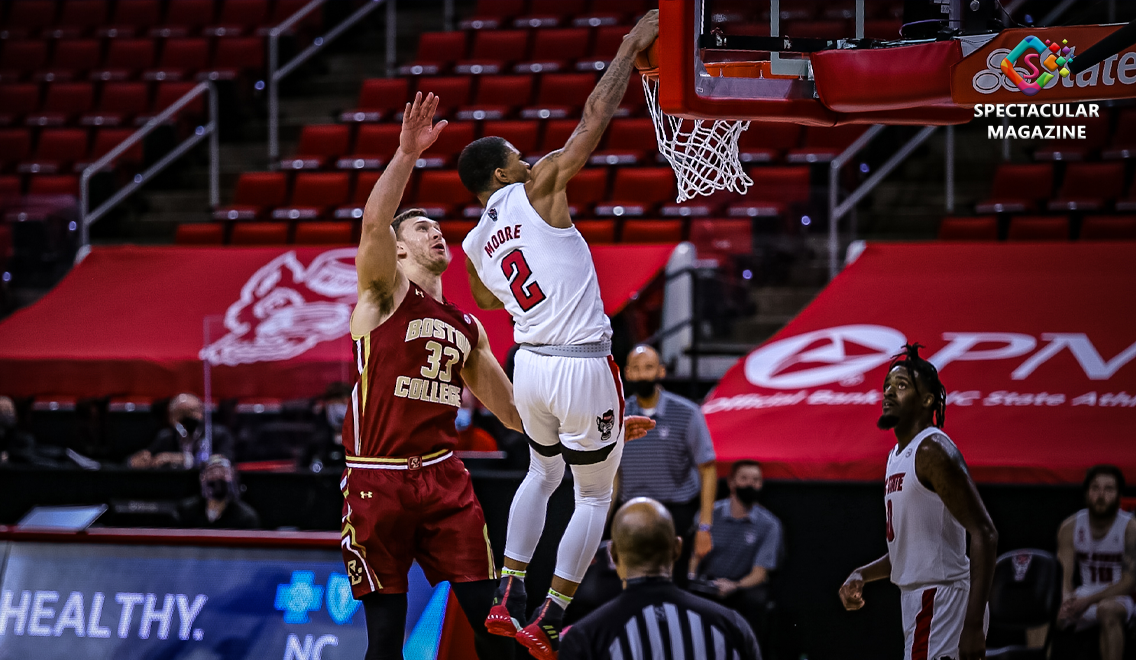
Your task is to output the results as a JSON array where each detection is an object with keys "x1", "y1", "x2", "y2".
[{"x1": 342, "y1": 91, "x2": 655, "y2": 660}]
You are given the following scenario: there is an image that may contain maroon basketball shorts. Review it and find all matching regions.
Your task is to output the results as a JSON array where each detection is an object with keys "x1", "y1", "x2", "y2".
[{"x1": 340, "y1": 453, "x2": 496, "y2": 597}]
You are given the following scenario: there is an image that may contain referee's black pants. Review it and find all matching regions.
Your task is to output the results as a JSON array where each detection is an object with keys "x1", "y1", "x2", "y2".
[{"x1": 662, "y1": 497, "x2": 700, "y2": 589}]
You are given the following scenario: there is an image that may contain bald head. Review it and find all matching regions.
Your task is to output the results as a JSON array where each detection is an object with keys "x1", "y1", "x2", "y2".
[
  {"x1": 625, "y1": 344, "x2": 665, "y2": 382},
  {"x1": 611, "y1": 498, "x2": 681, "y2": 579},
  {"x1": 169, "y1": 393, "x2": 203, "y2": 424}
]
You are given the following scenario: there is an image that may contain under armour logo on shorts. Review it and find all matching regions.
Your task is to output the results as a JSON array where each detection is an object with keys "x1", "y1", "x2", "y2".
[
  {"x1": 360, "y1": 491, "x2": 373, "y2": 499},
  {"x1": 597, "y1": 409, "x2": 615, "y2": 442}
]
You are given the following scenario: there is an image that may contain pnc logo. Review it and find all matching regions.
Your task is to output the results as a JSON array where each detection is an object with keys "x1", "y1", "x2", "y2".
[{"x1": 1001, "y1": 36, "x2": 1074, "y2": 96}]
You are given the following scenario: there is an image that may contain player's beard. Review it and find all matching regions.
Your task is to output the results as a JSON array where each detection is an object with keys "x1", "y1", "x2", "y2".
[
  {"x1": 1089, "y1": 496, "x2": 1121, "y2": 520},
  {"x1": 877, "y1": 412, "x2": 900, "y2": 430}
]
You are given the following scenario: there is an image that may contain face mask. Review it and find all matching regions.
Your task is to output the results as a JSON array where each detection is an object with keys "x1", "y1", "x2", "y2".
[
  {"x1": 180, "y1": 417, "x2": 200, "y2": 437},
  {"x1": 203, "y1": 479, "x2": 231, "y2": 501},
  {"x1": 735, "y1": 486, "x2": 762, "y2": 506},
  {"x1": 0, "y1": 412, "x2": 14, "y2": 429},
  {"x1": 455, "y1": 407, "x2": 473, "y2": 432},
  {"x1": 326, "y1": 403, "x2": 348, "y2": 429},
  {"x1": 623, "y1": 379, "x2": 658, "y2": 400}
]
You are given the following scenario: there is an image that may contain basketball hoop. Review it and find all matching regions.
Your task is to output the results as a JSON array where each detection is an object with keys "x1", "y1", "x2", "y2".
[{"x1": 641, "y1": 69, "x2": 753, "y2": 203}]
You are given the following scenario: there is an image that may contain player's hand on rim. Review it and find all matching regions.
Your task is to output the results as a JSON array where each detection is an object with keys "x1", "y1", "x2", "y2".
[
  {"x1": 839, "y1": 571, "x2": 865, "y2": 610},
  {"x1": 399, "y1": 91, "x2": 448, "y2": 156},
  {"x1": 623, "y1": 414, "x2": 655, "y2": 441},
  {"x1": 623, "y1": 9, "x2": 659, "y2": 53}
]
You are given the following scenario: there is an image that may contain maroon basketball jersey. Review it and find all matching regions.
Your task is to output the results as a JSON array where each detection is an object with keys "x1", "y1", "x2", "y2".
[{"x1": 344, "y1": 281, "x2": 481, "y2": 458}]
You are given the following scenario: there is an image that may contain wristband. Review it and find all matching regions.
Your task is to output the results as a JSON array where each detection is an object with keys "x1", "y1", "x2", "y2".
[{"x1": 698, "y1": 523, "x2": 712, "y2": 532}]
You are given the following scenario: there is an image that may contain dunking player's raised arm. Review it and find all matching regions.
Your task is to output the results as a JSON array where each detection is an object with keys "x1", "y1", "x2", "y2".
[
  {"x1": 524, "y1": 10, "x2": 658, "y2": 226},
  {"x1": 353, "y1": 93, "x2": 448, "y2": 322}
]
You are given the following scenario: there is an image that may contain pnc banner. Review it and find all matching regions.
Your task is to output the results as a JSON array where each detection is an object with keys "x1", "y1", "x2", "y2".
[
  {"x1": 952, "y1": 25, "x2": 1136, "y2": 105},
  {"x1": 703, "y1": 243, "x2": 1136, "y2": 484}
]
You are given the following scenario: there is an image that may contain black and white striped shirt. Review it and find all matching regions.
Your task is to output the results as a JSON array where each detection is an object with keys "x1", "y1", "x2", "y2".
[{"x1": 559, "y1": 577, "x2": 762, "y2": 660}]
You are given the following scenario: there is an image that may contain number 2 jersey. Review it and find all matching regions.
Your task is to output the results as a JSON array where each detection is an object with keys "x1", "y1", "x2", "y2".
[
  {"x1": 344, "y1": 281, "x2": 481, "y2": 458},
  {"x1": 884, "y1": 426, "x2": 970, "y2": 589},
  {"x1": 461, "y1": 182, "x2": 611, "y2": 346}
]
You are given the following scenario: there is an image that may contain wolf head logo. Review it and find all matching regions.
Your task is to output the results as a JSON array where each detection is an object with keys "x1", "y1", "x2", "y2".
[{"x1": 597, "y1": 409, "x2": 615, "y2": 442}]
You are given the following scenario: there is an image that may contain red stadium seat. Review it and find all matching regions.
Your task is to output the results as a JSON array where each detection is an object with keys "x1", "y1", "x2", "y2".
[
  {"x1": 337, "y1": 124, "x2": 399, "y2": 171},
  {"x1": 213, "y1": 171, "x2": 288, "y2": 220},
  {"x1": 204, "y1": 0, "x2": 269, "y2": 37},
  {"x1": 455, "y1": 31, "x2": 531, "y2": 75},
  {"x1": 27, "y1": 174, "x2": 80, "y2": 196},
  {"x1": 574, "y1": 1, "x2": 648, "y2": 28},
  {"x1": 151, "y1": 0, "x2": 217, "y2": 38},
  {"x1": 2, "y1": 1, "x2": 58, "y2": 39},
  {"x1": 661, "y1": 190, "x2": 740, "y2": 218},
  {"x1": 414, "y1": 77, "x2": 474, "y2": 117},
  {"x1": 1048, "y1": 162, "x2": 1125, "y2": 212},
  {"x1": 147, "y1": 81, "x2": 205, "y2": 121},
  {"x1": 456, "y1": 75, "x2": 535, "y2": 121},
  {"x1": 540, "y1": 119, "x2": 581, "y2": 154},
  {"x1": 0, "y1": 176, "x2": 21, "y2": 196},
  {"x1": 690, "y1": 219, "x2": 753, "y2": 256},
  {"x1": 1119, "y1": 171, "x2": 1136, "y2": 212},
  {"x1": 19, "y1": 128, "x2": 90, "y2": 174},
  {"x1": 460, "y1": 0, "x2": 527, "y2": 30},
  {"x1": 728, "y1": 166, "x2": 811, "y2": 217},
  {"x1": 514, "y1": 0, "x2": 589, "y2": 29},
  {"x1": 439, "y1": 219, "x2": 477, "y2": 243},
  {"x1": 199, "y1": 36, "x2": 264, "y2": 81},
  {"x1": 175, "y1": 222, "x2": 225, "y2": 244},
  {"x1": 81, "y1": 82, "x2": 151, "y2": 127},
  {"x1": 281, "y1": 124, "x2": 352, "y2": 170},
  {"x1": 415, "y1": 170, "x2": 476, "y2": 218},
  {"x1": 273, "y1": 172, "x2": 351, "y2": 220},
  {"x1": 737, "y1": 122, "x2": 803, "y2": 163},
  {"x1": 566, "y1": 168, "x2": 609, "y2": 215},
  {"x1": 574, "y1": 219, "x2": 616, "y2": 243},
  {"x1": 621, "y1": 219, "x2": 684, "y2": 243},
  {"x1": 49, "y1": 1, "x2": 109, "y2": 39},
  {"x1": 340, "y1": 78, "x2": 410, "y2": 123},
  {"x1": 398, "y1": 32, "x2": 468, "y2": 76},
  {"x1": 596, "y1": 167, "x2": 676, "y2": 217},
  {"x1": 26, "y1": 82, "x2": 95, "y2": 126},
  {"x1": 522, "y1": 73, "x2": 597, "y2": 119},
  {"x1": 0, "y1": 40, "x2": 49, "y2": 82},
  {"x1": 262, "y1": 0, "x2": 319, "y2": 32},
  {"x1": 618, "y1": 75, "x2": 647, "y2": 117},
  {"x1": 98, "y1": 0, "x2": 162, "y2": 38},
  {"x1": 1103, "y1": 109, "x2": 1136, "y2": 160},
  {"x1": 1080, "y1": 216, "x2": 1136, "y2": 241},
  {"x1": 1007, "y1": 216, "x2": 1069, "y2": 241},
  {"x1": 0, "y1": 129, "x2": 33, "y2": 172},
  {"x1": 144, "y1": 38, "x2": 209, "y2": 81},
  {"x1": 230, "y1": 222, "x2": 289, "y2": 245},
  {"x1": 90, "y1": 39, "x2": 156, "y2": 81},
  {"x1": 976, "y1": 163, "x2": 1053, "y2": 213},
  {"x1": 590, "y1": 118, "x2": 655, "y2": 166},
  {"x1": 0, "y1": 85, "x2": 41, "y2": 126},
  {"x1": 515, "y1": 28, "x2": 591, "y2": 73},
  {"x1": 938, "y1": 216, "x2": 998, "y2": 241},
  {"x1": 335, "y1": 171, "x2": 382, "y2": 219},
  {"x1": 777, "y1": 0, "x2": 820, "y2": 20},
  {"x1": 864, "y1": 19, "x2": 903, "y2": 39},
  {"x1": 783, "y1": 20, "x2": 849, "y2": 39},
  {"x1": 1033, "y1": 114, "x2": 1111, "y2": 161},
  {"x1": 84, "y1": 128, "x2": 145, "y2": 169},
  {"x1": 482, "y1": 121, "x2": 540, "y2": 156},
  {"x1": 419, "y1": 122, "x2": 477, "y2": 168},
  {"x1": 35, "y1": 39, "x2": 102, "y2": 82},
  {"x1": 578, "y1": 26, "x2": 628, "y2": 68},
  {"x1": 294, "y1": 221, "x2": 353, "y2": 244},
  {"x1": 787, "y1": 125, "x2": 868, "y2": 163}
]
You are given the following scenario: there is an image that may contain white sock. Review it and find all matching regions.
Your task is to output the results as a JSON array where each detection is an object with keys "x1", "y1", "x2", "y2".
[{"x1": 547, "y1": 589, "x2": 572, "y2": 611}]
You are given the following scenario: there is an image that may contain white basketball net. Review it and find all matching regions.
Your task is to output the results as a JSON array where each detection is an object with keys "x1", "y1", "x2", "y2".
[{"x1": 642, "y1": 74, "x2": 753, "y2": 203}]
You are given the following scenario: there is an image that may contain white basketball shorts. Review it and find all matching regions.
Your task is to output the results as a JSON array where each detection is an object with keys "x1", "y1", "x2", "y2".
[
  {"x1": 900, "y1": 582, "x2": 989, "y2": 660},
  {"x1": 1074, "y1": 584, "x2": 1136, "y2": 631}
]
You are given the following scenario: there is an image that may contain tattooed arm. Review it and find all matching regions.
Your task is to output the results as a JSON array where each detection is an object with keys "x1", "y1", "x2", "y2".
[{"x1": 525, "y1": 10, "x2": 658, "y2": 228}]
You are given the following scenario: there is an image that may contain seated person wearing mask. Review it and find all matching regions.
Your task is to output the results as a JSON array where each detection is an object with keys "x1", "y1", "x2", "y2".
[
  {"x1": 129, "y1": 393, "x2": 234, "y2": 469},
  {"x1": 178, "y1": 456, "x2": 260, "y2": 529},
  {"x1": 692, "y1": 460, "x2": 782, "y2": 649},
  {"x1": 303, "y1": 382, "x2": 350, "y2": 473}
]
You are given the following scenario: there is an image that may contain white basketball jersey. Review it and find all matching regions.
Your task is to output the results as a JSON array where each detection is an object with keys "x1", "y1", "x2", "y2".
[
  {"x1": 461, "y1": 183, "x2": 612, "y2": 346},
  {"x1": 885, "y1": 427, "x2": 970, "y2": 589},
  {"x1": 1074, "y1": 509, "x2": 1133, "y2": 588}
]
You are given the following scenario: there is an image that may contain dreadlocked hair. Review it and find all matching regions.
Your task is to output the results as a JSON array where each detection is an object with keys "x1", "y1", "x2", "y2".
[{"x1": 887, "y1": 343, "x2": 947, "y2": 429}]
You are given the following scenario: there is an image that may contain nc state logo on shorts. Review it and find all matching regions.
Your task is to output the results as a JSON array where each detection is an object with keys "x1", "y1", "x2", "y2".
[{"x1": 597, "y1": 409, "x2": 615, "y2": 442}]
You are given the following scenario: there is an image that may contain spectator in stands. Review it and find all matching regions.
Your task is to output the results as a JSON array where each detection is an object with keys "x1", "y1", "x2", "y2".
[
  {"x1": 128, "y1": 393, "x2": 234, "y2": 469},
  {"x1": 177, "y1": 456, "x2": 260, "y2": 530},
  {"x1": 456, "y1": 388, "x2": 499, "y2": 452},
  {"x1": 0, "y1": 396, "x2": 52, "y2": 466},
  {"x1": 692, "y1": 460, "x2": 783, "y2": 651},
  {"x1": 302, "y1": 382, "x2": 350, "y2": 474},
  {"x1": 618, "y1": 344, "x2": 718, "y2": 586},
  {"x1": 1056, "y1": 465, "x2": 1135, "y2": 660}
]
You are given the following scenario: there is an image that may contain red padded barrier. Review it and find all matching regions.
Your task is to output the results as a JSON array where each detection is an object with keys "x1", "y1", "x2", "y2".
[{"x1": 812, "y1": 40, "x2": 961, "y2": 113}]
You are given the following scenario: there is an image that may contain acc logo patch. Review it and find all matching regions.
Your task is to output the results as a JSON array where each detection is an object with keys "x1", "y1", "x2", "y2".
[
  {"x1": 597, "y1": 409, "x2": 615, "y2": 442},
  {"x1": 326, "y1": 572, "x2": 362, "y2": 624}
]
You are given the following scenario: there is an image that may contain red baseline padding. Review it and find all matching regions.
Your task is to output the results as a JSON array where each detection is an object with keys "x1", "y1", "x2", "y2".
[{"x1": 812, "y1": 40, "x2": 961, "y2": 113}]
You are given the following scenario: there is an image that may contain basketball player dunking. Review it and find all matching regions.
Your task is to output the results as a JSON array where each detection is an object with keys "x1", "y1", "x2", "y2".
[
  {"x1": 839, "y1": 345, "x2": 998, "y2": 660},
  {"x1": 457, "y1": 10, "x2": 659, "y2": 660},
  {"x1": 343, "y1": 92, "x2": 526, "y2": 660}
]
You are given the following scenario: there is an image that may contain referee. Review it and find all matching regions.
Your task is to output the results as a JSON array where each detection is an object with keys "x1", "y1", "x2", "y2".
[{"x1": 560, "y1": 498, "x2": 762, "y2": 660}]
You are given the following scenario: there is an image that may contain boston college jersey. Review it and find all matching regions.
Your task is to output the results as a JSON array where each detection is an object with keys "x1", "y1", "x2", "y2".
[
  {"x1": 343, "y1": 281, "x2": 480, "y2": 458},
  {"x1": 461, "y1": 182, "x2": 611, "y2": 346},
  {"x1": 1074, "y1": 509, "x2": 1134, "y2": 588},
  {"x1": 885, "y1": 427, "x2": 970, "y2": 589}
]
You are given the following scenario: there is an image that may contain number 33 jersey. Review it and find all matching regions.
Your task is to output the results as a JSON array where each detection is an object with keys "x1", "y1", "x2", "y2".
[
  {"x1": 462, "y1": 182, "x2": 611, "y2": 346},
  {"x1": 345, "y1": 281, "x2": 480, "y2": 458}
]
